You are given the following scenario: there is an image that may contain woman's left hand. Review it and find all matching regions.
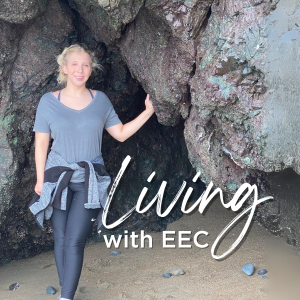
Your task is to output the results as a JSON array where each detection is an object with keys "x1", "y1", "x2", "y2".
[{"x1": 145, "y1": 94, "x2": 155, "y2": 113}]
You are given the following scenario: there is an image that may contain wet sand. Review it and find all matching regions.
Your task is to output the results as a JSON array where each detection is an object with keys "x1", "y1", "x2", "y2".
[{"x1": 0, "y1": 199, "x2": 298, "y2": 300}]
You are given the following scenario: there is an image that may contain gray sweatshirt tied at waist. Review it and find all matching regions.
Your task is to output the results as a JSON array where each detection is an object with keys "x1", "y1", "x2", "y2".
[{"x1": 29, "y1": 150, "x2": 111, "y2": 232}]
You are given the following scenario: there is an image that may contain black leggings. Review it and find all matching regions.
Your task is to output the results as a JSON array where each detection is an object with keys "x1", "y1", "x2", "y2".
[{"x1": 50, "y1": 182, "x2": 100, "y2": 299}]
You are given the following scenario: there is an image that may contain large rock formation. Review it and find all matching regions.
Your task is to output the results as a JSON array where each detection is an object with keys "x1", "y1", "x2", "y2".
[
  {"x1": 0, "y1": 0, "x2": 201, "y2": 265},
  {"x1": 0, "y1": 0, "x2": 300, "y2": 264}
]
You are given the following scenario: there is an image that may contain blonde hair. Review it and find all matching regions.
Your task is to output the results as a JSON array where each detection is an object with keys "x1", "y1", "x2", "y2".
[{"x1": 56, "y1": 44, "x2": 104, "y2": 85}]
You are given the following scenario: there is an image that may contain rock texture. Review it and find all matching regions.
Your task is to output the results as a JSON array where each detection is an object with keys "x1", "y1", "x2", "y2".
[
  {"x1": 0, "y1": 0, "x2": 74, "y2": 264},
  {"x1": 186, "y1": 0, "x2": 281, "y2": 190},
  {"x1": 117, "y1": 1, "x2": 213, "y2": 125},
  {"x1": 0, "y1": 0, "x2": 49, "y2": 24},
  {"x1": 1, "y1": 0, "x2": 300, "y2": 264},
  {"x1": 70, "y1": 0, "x2": 145, "y2": 45},
  {"x1": 183, "y1": 0, "x2": 300, "y2": 244}
]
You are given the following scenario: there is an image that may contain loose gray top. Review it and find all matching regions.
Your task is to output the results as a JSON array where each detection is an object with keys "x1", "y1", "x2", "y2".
[{"x1": 33, "y1": 90, "x2": 122, "y2": 165}]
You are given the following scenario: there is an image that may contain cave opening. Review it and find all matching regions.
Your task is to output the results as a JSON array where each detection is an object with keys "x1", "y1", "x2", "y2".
[{"x1": 0, "y1": 0, "x2": 208, "y2": 265}]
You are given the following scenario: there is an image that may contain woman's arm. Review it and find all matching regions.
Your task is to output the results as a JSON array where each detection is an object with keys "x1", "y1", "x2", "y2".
[
  {"x1": 34, "y1": 132, "x2": 50, "y2": 195},
  {"x1": 106, "y1": 94, "x2": 155, "y2": 142}
]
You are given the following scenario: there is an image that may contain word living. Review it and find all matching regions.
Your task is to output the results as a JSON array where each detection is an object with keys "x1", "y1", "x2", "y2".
[{"x1": 102, "y1": 156, "x2": 273, "y2": 260}]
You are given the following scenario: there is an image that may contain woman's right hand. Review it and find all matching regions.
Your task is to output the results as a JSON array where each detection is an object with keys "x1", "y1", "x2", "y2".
[{"x1": 35, "y1": 181, "x2": 44, "y2": 196}]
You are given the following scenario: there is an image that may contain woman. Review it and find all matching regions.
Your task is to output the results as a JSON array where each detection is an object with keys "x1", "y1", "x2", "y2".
[{"x1": 32, "y1": 44, "x2": 155, "y2": 300}]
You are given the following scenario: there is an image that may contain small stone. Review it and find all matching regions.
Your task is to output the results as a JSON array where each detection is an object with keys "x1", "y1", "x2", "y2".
[
  {"x1": 169, "y1": 268, "x2": 185, "y2": 276},
  {"x1": 46, "y1": 286, "x2": 56, "y2": 295},
  {"x1": 258, "y1": 269, "x2": 267, "y2": 275},
  {"x1": 242, "y1": 263, "x2": 255, "y2": 276},
  {"x1": 242, "y1": 67, "x2": 251, "y2": 75},
  {"x1": 167, "y1": 296, "x2": 174, "y2": 298},
  {"x1": 110, "y1": 251, "x2": 121, "y2": 256},
  {"x1": 9, "y1": 283, "x2": 20, "y2": 291},
  {"x1": 166, "y1": 13, "x2": 173, "y2": 22},
  {"x1": 162, "y1": 273, "x2": 172, "y2": 278},
  {"x1": 262, "y1": 276, "x2": 268, "y2": 279}
]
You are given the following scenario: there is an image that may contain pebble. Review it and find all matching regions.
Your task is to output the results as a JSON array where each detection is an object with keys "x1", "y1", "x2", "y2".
[
  {"x1": 242, "y1": 263, "x2": 255, "y2": 276},
  {"x1": 258, "y1": 269, "x2": 267, "y2": 275},
  {"x1": 162, "y1": 273, "x2": 172, "y2": 278},
  {"x1": 46, "y1": 286, "x2": 56, "y2": 295},
  {"x1": 169, "y1": 268, "x2": 185, "y2": 276},
  {"x1": 262, "y1": 276, "x2": 268, "y2": 279},
  {"x1": 110, "y1": 251, "x2": 121, "y2": 256},
  {"x1": 9, "y1": 283, "x2": 20, "y2": 291}
]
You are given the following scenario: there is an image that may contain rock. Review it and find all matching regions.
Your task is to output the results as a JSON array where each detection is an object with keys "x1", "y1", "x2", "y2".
[
  {"x1": 0, "y1": 0, "x2": 48, "y2": 24},
  {"x1": 46, "y1": 286, "x2": 56, "y2": 295},
  {"x1": 0, "y1": 0, "x2": 74, "y2": 266},
  {"x1": 242, "y1": 263, "x2": 255, "y2": 276},
  {"x1": 183, "y1": 0, "x2": 300, "y2": 252},
  {"x1": 118, "y1": 1, "x2": 212, "y2": 126},
  {"x1": 9, "y1": 283, "x2": 20, "y2": 291},
  {"x1": 72, "y1": 0, "x2": 144, "y2": 45},
  {"x1": 262, "y1": 276, "x2": 268, "y2": 279},
  {"x1": 258, "y1": 269, "x2": 267, "y2": 275},
  {"x1": 110, "y1": 251, "x2": 121, "y2": 256},
  {"x1": 162, "y1": 273, "x2": 172, "y2": 278},
  {"x1": 169, "y1": 268, "x2": 185, "y2": 276}
]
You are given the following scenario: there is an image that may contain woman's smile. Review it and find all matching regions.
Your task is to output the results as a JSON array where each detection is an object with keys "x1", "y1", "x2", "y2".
[{"x1": 74, "y1": 75, "x2": 84, "y2": 81}]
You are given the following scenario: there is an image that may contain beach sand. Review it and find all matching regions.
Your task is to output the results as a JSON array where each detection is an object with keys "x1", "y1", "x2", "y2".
[{"x1": 1, "y1": 199, "x2": 299, "y2": 300}]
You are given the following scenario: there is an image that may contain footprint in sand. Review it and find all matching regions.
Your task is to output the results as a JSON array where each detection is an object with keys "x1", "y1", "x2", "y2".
[
  {"x1": 96, "y1": 280, "x2": 111, "y2": 290},
  {"x1": 43, "y1": 263, "x2": 55, "y2": 269},
  {"x1": 79, "y1": 286, "x2": 88, "y2": 293},
  {"x1": 84, "y1": 258, "x2": 123, "y2": 272}
]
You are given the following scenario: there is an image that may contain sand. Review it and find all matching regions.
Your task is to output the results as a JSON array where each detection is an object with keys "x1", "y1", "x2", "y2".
[{"x1": 1, "y1": 199, "x2": 299, "y2": 300}]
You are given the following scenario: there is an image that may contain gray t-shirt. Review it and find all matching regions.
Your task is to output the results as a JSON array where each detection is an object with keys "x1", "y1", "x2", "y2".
[{"x1": 33, "y1": 90, "x2": 122, "y2": 164}]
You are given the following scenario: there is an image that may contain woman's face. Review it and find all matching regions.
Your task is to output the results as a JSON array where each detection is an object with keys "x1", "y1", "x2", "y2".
[{"x1": 62, "y1": 51, "x2": 92, "y2": 87}]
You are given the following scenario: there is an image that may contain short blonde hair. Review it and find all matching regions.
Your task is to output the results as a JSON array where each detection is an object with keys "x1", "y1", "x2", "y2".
[{"x1": 56, "y1": 44, "x2": 104, "y2": 85}]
